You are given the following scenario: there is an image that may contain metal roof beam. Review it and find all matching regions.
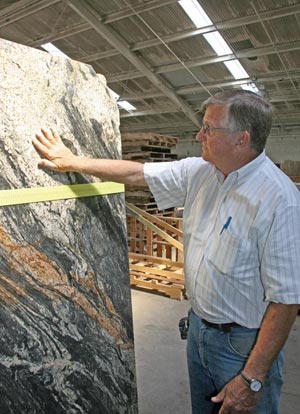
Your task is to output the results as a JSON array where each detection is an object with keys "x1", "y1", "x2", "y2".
[
  {"x1": 121, "y1": 117, "x2": 300, "y2": 134},
  {"x1": 26, "y1": 0, "x2": 177, "y2": 49},
  {"x1": 106, "y1": 40, "x2": 300, "y2": 82},
  {"x1": 81, "y1": 4, "x2": 300, "y2": 63},
  {"x1": 120, "y1": 107, "x2": 178, "y2": 118},
  {"x1": 120, "y1": 121, "x2": 196, "y2": 133},
  {"x1": 119, "y1": 93, "x2": 300, "y2": 118},
  {"x1": 270, "y1": 94, "x2": 300, "y2": 103},
  {"x1": 155, "y1": 41, "x2": 300, "y2": 75},
  {"x1": 102, "y1": 0, "x2": 178, "y2": 24},
  {"x1": 67, "y1": 0, "x2": 201, "y2": 128},
  {"x1": 121, "y1": 71, "x2": 300, "y2": 101},
  {"x1": 25, "y1": 3, "x2": 300, "y2": 61},
  {"x1": 27, "y1": 21, "x2": 90, "y2": 48},
  {"x1": 176, "y1": 74, "x2": 300, "y2": 96},
  {"x1": 130, "y1": 4, "x2": 300, "y2": 51},
  {"x1": 0, "y1": 0, "x2": 60, "y2": 28}
]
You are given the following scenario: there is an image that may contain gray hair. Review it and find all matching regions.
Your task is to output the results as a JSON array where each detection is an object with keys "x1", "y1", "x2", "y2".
[{"x1": 201, "y1": 90, "x2": 273, "y2": 152}]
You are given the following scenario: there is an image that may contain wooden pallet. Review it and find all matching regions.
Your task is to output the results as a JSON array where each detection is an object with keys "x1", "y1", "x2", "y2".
[
  {"x1": 129, "y1": 253, "x2": 185, "y2": 300},
  {"x1": 122, "y1": 132, "x2": 179, "y2": 212},
  {"x1": 122, "y1": 132, "x2": 179, "y2": 147},
  {"x1": 123, "y1": 152, "x2": 178, "y2": 161},
  {"x1": 130, "y1": 273, "x2": 185, "y2": 300},
  {"x1": 126, "y1": 205, "x2": 185, "y2": 300}
]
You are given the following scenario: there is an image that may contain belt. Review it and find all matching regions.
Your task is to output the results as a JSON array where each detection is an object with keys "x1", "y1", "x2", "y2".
[{"x1": 201, "y1": 319, "x2": 240, "y2": 333}]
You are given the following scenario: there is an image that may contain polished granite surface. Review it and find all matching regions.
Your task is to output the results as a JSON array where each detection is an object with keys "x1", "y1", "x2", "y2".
[{"x1": 0, "y1": 37, "x2": 137, "y2": 413}]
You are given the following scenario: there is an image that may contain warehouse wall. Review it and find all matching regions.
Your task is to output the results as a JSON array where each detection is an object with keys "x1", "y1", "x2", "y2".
[
  {"x1": 174, "y1": 140, "x2": 202, "y2": 159},
  {"x1": 174, "y1": 134, "x2": 300, "y2": 165},
  {"x1": 266, "y1": 136, "x2": 300, "y2": 164}
]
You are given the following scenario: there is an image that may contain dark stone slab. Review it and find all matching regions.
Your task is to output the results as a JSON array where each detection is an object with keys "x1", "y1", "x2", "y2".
[{"x1": 0, "y1": 37, "x2": 137, "y2": 413}]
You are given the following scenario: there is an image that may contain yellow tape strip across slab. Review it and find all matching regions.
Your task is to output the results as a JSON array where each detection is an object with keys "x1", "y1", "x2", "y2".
[{"x1": 0, "y1": 182, "x2": 124, "y2": 207}]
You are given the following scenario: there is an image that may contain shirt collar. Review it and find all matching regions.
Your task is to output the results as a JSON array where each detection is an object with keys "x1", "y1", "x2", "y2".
[{"x1": 214, "y1": 150, "x2": 267, "y2": 185}]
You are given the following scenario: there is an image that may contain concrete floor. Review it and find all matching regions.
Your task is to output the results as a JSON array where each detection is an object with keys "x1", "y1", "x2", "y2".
[{"x1": 131, "y1": 289, "x2": 300, "y2": 414}]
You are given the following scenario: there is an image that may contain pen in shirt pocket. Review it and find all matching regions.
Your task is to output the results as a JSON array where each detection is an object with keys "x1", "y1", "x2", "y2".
[{"x1": 220, "y1": 216, "x2": 232, "y2": 235}]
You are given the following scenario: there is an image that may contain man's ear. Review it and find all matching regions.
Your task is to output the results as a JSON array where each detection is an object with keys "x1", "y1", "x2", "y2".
[{"x1": 236, "y1": 131, "x2": 250, "y2": 147}]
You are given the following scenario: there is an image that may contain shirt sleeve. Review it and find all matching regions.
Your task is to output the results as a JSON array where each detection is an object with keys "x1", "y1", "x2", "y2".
[
  {"x1": 144, "y1": 157, "x2": 205, "y2": 211},
  {"x1": 261, "y1": 204, "x2": 300, "y2": 304}
]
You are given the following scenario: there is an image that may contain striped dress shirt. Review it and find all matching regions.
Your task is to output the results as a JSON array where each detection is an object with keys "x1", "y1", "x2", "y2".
[{"x1": 144, "y1": 151, "x2": 300, "y2": 328}]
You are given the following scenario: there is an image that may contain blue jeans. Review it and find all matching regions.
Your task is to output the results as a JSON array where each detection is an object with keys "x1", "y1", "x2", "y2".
[{"x1": 187, "y1": 310, "x2": 284, "y2": 414}]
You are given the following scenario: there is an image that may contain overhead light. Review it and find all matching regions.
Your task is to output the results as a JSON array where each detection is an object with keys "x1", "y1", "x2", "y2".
[
  {"x1": 203, "y1": 31, "x2": 232, "y2": 56},
  {"x1": 179, "y1": 3, "x2": 257, "y2": 95},
  {"x1": 117, "y1": 101, "x2": 136, "y2": 112},
  {"x1": 108, "y1": 88, "x2": 136, "y2": 112},
  {"x1": 178, "y1": 0, "x2": 212, "y2": 28},
  {"x1": 41, "y1": 43, "x2": 70, "y2": 58},
  {"x1": 109, "y1": 89, "x2": 120, "y2": 101},
  {"x1": 241, "y1": 83, "x2": 259, "y2": 93},
  {"x1": 224, "y1": 60, "x2": 249, "y2": 79}
]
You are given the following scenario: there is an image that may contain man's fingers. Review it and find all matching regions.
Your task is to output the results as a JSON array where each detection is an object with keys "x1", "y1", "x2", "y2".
[
  {"x1": 33, "y1": 127, "x2": 74, "y2": 172},
  {"x1": 38, "y1": 159, "x2": 59, "y2": 170},
  {"x1": 40, "y1": 127, "x2": 60, "y2": 144},
  {"x1": 32, "y1": 136, "x2": 50, "y2": 156},
  {"x1": 50, "y1": 127, "x2": 60, "y2": 142},
  {"x1": 211, "y1": 388, "x2": 226, "y2": 403},
  {"x1": 34, "y1": 130, "x2": 53, "y2": 150}
]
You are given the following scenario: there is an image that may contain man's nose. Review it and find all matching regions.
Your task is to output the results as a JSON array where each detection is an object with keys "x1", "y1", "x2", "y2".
[{"x1": 196, "y1": 128, "x2": 204, "y2": 141}]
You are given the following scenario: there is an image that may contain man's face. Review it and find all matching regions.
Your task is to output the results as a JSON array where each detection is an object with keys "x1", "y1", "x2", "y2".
[{"x1": 196, "y1": 104, "x2": 240, "y2": 172}]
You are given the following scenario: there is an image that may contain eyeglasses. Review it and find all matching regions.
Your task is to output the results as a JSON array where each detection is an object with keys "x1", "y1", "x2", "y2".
[{"x1": 200, "y1": 124, "x2": 234, "y2": 135}]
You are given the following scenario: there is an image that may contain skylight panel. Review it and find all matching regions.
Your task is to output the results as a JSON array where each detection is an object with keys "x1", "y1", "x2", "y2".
[
  {"x1": 178, "y1": 0, "x2": 212, "y2": 28},
  {"x1": 41, "y1": 43, "x2": 70, "y2": 59},
  {"x1": 178, "y1": 3, "x2": 257, "y2": 92},
  {"x1": 109, "y1": 89, "x2": 120, "y2": 101},
  {"x1": 117, "y1": 101, "x2": 136, "y2": 112},
  {"x1": 241, "y1": 83, "x2": 259, "y2": 93},
  {"x1": 224, "y1": 60, "x2": 249, "y2": 79},
  {"x1": 109, "y1": 88, "x2": 136, "y2": 112},
  {"x1": 203, "y1": 31, "x2": 232, "y2": 56}
]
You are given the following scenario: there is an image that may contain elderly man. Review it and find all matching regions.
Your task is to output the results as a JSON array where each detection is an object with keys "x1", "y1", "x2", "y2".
[{"x1": 33, "y1": 90, "x2": 300, "y2": 414}]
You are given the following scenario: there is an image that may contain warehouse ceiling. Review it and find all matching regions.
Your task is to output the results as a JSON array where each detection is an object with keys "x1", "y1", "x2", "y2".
[{"x1": 1, "y1": 0, "x2": 300, "y2": 141}]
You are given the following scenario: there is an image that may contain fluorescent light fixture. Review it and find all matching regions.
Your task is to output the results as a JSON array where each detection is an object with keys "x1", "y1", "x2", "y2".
[
  {"x1": 203, "y1": 31, "x2": 232, "y2": 56},
  {"x1": 242, "y1": 83, "x2": 259, "y2": 93},
  {"x1": 179, "y1": 0, "x2": 212, "y2": 28},
  {"x1": 117, "y1": 101, "x2": 136, "y2": 112},
  {"x1": 108, "y1": 88, "x2": 136, "y2": 112},
  {"x1": 179, "y1": 3, "x2": 256, "y2": 93},
  {"x1": 109, "y1": 89, "x2": 120, "y2": 101},
  {"x1": 41, "y1": 43, "x2": 70, "y2": 58},
  {"x1": 224, "y1": 59, "x2": 249, "y2": 79}
]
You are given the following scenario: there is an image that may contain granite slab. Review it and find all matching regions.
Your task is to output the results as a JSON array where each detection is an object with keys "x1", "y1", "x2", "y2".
[{"x1": 0, "y1": 37, "x2": 137, "y2": 414}]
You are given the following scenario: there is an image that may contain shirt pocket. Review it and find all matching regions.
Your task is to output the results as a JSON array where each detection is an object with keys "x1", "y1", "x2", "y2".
[{"x1": 205, "y1": 229, "x2": 258, "y2": 278}]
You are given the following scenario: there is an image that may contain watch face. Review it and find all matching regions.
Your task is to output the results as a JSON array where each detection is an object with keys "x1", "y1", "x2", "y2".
[{"x1": 250, "y1": 380, "x2": 262, "y2": 392}]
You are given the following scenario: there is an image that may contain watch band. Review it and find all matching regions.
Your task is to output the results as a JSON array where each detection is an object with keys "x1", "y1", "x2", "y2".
[{"x1": 240, "y1": 371, "x2": 263, "y2": 392}]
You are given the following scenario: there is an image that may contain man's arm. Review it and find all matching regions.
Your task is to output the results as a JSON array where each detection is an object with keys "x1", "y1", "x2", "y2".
[
  {"x1": 32, "y1": 128, "x2": 146, "y2": 185},
  {"x1": 212, "y1": 302, "x2": 299, "y2": 413}
]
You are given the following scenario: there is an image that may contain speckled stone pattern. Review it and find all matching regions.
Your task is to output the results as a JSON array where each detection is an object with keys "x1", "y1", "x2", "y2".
[{"x1": 0, "y1": 38, "x2": 137, "y2": 413}]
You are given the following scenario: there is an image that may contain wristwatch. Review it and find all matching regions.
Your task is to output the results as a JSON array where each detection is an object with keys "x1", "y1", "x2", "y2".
[{"x1": 240, "y1": 371, "x2": 263, "y2": 392}]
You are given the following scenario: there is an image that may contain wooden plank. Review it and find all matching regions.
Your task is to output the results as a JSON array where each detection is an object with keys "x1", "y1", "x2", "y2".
[
  {"x1": 126, "y1": 203, "x2": 183, "y2": 251},
  {"x1": 146, "y1": 227, "x2": 153, "y2": 256},
  {"x1": 127, "y1": 203, "x2": 183, "y2": 238},
  {"x1": 130, "y1": 274, "x2": 184, "y2": 301},
  {"x1": 129, "y1": 263, "x2": 184, "y2": 280},
  {"x1": 129, "y1": 269, "x2": 184, "y2": 285},
  {"x1": 128, "y1": 252, "x2": 183, "y2": 267}
]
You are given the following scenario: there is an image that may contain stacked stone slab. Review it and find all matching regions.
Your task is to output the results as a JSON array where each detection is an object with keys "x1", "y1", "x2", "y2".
[{"x1": 0, "y1": 38, "x2": 137, "y2": 414}]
